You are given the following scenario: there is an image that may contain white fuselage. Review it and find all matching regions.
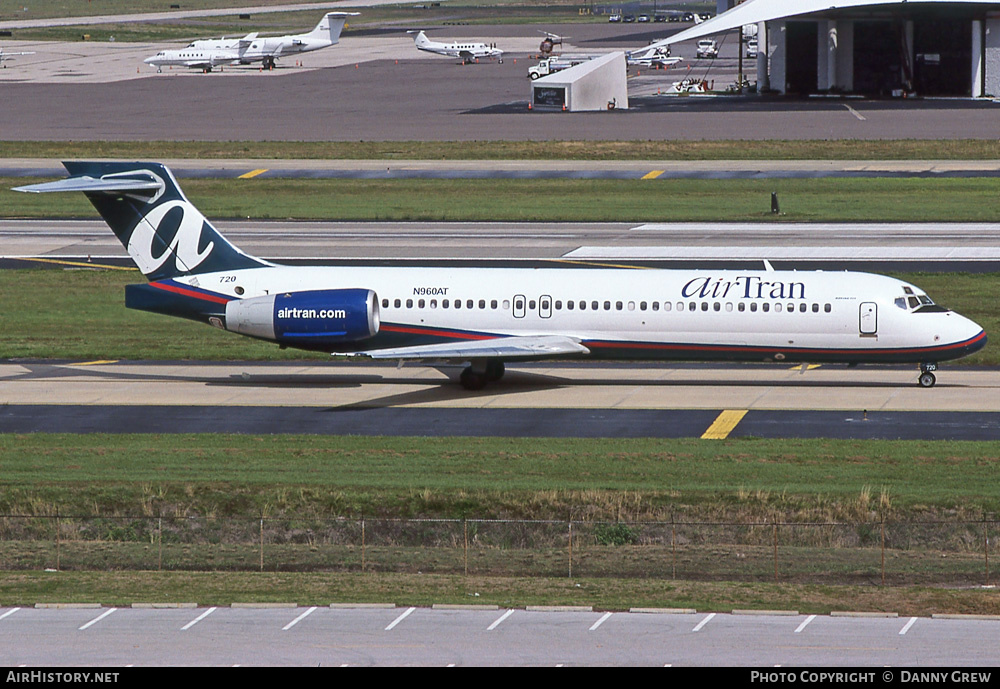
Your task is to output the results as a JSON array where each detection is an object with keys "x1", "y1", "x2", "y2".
[
  {"x1": 175, "y1": 263, "x2": 985, "y2": 364},
  {"x1": 414, "y1": 32, "x2": 503, "y2": 62}
]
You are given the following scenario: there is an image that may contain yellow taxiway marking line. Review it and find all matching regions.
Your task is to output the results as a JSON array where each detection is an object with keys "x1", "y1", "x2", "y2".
[
  {"x1": 238, "y1": 168, "x2": 269, "y2": 179},
  {"x1": 641, "y1": 170, "x2": 665, "y2": 180},
  {"x1": 67, "y1": 360, "x2": 119, "y2": 367},
  {"x1": 16, "y1": 257, "x2": 136, "y2": 271},
  {"x1": 550, "y1": 259, "x2": 653, "y2": 270},
  {"x1": 701, "y1": 409, "x2": 748, "y2": 440},
  {"x1": 790, "y1": 364, "x2": 823, "y2": 371}
]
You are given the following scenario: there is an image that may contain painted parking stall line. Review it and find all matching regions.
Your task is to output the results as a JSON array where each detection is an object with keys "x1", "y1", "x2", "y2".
[
  {"x1": 589, "y1": 612, "x2": 613, "y2": 631},
  {"x1": 283, "y1": 606, "x2": 318, "y2": 631},
  {"x1": 794, "y1": 614, "x2": 817, "y2": 633},
  {"x1": 692, "y1": 612, "x2": 715, "y2": 632},
  {"x1": 900, "y1": 617, "x2": 918, "y2": 635},
  {"x1": 0, "y1": 608, "x2": 20, "y2": 621},
  {"x1": 385, "y1": 607, "x2": 415, "y2": 631},
  {"x1": 78, "y1": 608, "x2": 116, "y2": 630},
  {"x1": 181, "y1": 607, "x2": 216, "y2": 630},
  {"x1": 487, "y1": 609, "x2": 515, "y2": 631}
]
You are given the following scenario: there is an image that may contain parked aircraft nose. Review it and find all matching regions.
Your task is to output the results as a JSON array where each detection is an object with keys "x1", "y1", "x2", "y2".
[{"x1": 944, "y1": 311, "x2": 987, "y2": 359}]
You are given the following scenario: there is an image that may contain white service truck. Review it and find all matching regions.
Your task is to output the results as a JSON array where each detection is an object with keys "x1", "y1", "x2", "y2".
[{"x1": 528, "y1": 55, "x2": 597, "y2": 79}]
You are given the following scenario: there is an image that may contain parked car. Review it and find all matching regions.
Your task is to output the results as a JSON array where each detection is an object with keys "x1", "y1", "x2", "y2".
[
  {"x1": 696, "y1": 39, "x2": 719, "y2": 59},
  {"x1": 654, "y1": 14, "x2": 666, "y2": 22},
  {"x1": 637, "y1": 14, "x2": 650, "y2": 22},
  {"x1": 608, "y1": 13, "x2": 622, "y2": 22},
  {"x1": 623, "y1": 14, "x2": 636, "y2": 23}
]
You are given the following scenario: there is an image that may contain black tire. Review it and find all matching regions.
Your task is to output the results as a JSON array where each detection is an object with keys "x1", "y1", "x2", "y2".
[{"x1": 918, "y1": 371, "x2": 936, "y2": 388}]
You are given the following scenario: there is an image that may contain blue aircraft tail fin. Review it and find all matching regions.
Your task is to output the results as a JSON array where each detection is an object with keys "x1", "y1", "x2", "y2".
[{"x1": 14, "y1": 161, "x2": 270, "y2": 281}]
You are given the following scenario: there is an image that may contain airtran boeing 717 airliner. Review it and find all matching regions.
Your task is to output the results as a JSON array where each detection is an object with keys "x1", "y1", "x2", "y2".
[{"x1": 15, "y1": 162, "x2": 986, "y2": 390}]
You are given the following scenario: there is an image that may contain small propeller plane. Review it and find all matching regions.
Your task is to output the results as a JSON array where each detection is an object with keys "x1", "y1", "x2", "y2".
[{"x1": 410, "y1": 30, "x2": 503, "y2": 64}]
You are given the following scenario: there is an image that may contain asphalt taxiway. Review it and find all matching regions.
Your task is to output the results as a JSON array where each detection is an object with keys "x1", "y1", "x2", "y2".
[{"x1": 3, "y1": 360, "x2": 999, "y2": 440}]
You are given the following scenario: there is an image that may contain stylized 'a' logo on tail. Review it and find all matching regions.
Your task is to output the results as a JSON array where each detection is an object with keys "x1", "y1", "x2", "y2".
[{"x1": 14, "y1": 162, "x2": 270, "y2": 281}]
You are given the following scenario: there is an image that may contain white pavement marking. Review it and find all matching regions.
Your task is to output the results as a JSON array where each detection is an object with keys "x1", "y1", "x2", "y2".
[
  {"x1": 488, "y1": 609, "x2": 515, "y2": 631},
  {"x1": 283, "y1": 606, "x2": 318, "y2": 631},
  {"x1": 589, "y1": 612, "x2": 613, "y2": 631},
  {"x1": 843, "y1": 104, "x2": 867, "y2": 121},
  {"x1": 78, "y1": 608, "x2": 116, "y2": 630},
  {"x1": 0, "y1": 608, "x2": 20, "y2": 620},
  {"x1": 899, "y1": 617, "x2": 918, "y2": 635},
  {"x1": 795, "y1": 615, "x2": 817, "y2": 633},
  {"x1": 692, "y1": 612, "x2": 715, "y2": 632},
  {"x1": 385, "y1": 607, "x2": 415, "y2": 631},
  {"x1": 181, "y1": 607, "x2": 216, "y2": 630}
]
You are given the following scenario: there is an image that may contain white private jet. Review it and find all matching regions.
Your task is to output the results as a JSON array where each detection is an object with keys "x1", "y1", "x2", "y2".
[
  {"x1": 0, "y1": 48, "x2": 35, "y2": 67},
  {"x1": 411, "y1": 30, "x2": 503, "y2": 64},
  {"x1": 14, "y1": 162, "x2": 986, "y2": 390},
  {"x1": 144, "y1": 12, "x2": 355, "y2": 72},
  {"x1": 626, "y1": 45, "x2": 683, "y2": 68}
]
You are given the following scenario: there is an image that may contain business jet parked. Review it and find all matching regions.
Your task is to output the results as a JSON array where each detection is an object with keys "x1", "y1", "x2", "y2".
[
  {"x1": 144, "y1": 12, "x2": 355, "y2": 72},
  {"x1": 411, "y1": 30, "x2": 503, "y2": 64},
  {"x1": 14, "y1": 163, "x2": 986, "y2": 390},
  {"x1": 626, "y1": 45, "x2": 682, "y2": 68}
]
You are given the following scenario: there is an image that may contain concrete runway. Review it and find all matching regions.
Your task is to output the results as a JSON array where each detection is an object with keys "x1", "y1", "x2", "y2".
[
  {"x1": 3, "y1": 361, "x2": 999, "y2": 439},
  {"x1": 5, "y1": 218, "x2": 1000, "y2": 269}
]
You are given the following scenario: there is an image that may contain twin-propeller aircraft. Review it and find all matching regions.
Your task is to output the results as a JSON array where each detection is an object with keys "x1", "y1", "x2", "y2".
[
  {"x1": 410, "y1": 30, "x2": 504, "y2": 64},
  {"x1": 14, "y1": 162, "x2": 986, "y2": 390},
  {"x1": 144, "y1": 12, "x2": 355, "y2": 72}
]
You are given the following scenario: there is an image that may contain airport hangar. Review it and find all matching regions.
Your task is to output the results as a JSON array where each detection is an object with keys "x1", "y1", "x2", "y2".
[{"x1": 694, "y1": 0, "x2": 1000, "y2": 97}]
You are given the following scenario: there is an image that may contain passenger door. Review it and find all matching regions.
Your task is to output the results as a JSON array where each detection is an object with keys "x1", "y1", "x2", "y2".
[{"x1": 859, "y1": 302, "x2": 877, "y2": 335}]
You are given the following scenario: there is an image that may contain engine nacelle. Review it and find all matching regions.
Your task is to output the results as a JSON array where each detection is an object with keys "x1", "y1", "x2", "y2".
[{"x1": 226, "y1": 288, "x2": 379, "y2": 348}]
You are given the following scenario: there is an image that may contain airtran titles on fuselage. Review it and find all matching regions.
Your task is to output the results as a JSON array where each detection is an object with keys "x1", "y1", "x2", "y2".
[{"x1": 681, "y1": 276, "x2": 806, "y2": 301}]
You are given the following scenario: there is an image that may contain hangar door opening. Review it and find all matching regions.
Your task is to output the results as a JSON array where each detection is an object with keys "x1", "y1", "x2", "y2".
[
  {"x1": 913, "y1": 19, "x2": 971, "y2": 96},
  {"x1": 854, "y1": 21, "x2": 905, "y2": 96},
  {"x1": 785, "y1": 21, "x2": 818, "y2": 94}
]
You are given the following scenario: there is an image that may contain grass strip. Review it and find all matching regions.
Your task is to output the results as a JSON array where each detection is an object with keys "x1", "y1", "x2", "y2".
[
  {"x1": 5, "y1": 140, "x2": 1000, "y2": 161},
  {"x1": 6, "y1": 177, "x2": 1000, "y2": 223},
  {"x1": 1, "y1": 434, "x2": 999, "y2": 519},
  {"x1": 2, "y1": 571, "x2": 998, "y2": 615}
]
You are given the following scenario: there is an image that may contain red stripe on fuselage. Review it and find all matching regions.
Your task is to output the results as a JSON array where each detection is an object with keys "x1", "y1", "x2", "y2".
[{"x1": 151, "y1": 281, "x2": 231, "y2": 305}]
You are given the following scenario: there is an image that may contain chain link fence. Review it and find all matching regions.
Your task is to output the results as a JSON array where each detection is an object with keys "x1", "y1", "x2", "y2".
[{"x1": 0, "y1": 515, "x2": 996, "y2": 586}]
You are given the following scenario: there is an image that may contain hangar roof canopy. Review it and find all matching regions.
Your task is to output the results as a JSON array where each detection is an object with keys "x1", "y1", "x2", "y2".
[{"x1": 655, "y1": 0, "x2": 1000, "y2": 47}]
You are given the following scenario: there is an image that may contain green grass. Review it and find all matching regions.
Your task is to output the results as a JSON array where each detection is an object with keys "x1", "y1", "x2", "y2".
[
  {"x1": 6, "y1": 140, "x2": 1000, "y2": 160},
  {"x1": 8, "y1": 177, "x2": 1000, "y2": 223},
  {"x1": 1, "y1": 434, "x2": 999, "y2": 520}
]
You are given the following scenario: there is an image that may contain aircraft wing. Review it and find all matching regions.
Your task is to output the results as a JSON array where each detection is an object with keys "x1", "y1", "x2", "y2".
[{"x1": 345, "y1": 334, "x2": 590, "y2": 361}]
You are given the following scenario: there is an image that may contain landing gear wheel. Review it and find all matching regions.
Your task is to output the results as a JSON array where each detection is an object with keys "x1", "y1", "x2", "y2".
[
  {"x1": 485, "y1": 360, "x2": 505, "y2": 382},
  {"x1": 460, "y1": 367, "x2": 489, "y2": 391},
  {"x1": 918, "y1": 371, "x2": 937, "y2": 388}
]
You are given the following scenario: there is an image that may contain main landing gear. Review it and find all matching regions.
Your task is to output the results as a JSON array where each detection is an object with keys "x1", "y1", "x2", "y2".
[
  {"x1": 459, "y1": 360, "x2": 505, "y2": 390},
  {"x1": 918, "y1": 362, "x2": 938, "y2": 388}
]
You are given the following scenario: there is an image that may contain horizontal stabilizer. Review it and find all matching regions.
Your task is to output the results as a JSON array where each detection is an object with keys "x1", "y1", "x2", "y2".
[
  {"x1": 13, "y1": 176, "x2": 162, "y2": 195},
  {"x1": 345, "y1": 334, "x2": 590, "y2": 361}
]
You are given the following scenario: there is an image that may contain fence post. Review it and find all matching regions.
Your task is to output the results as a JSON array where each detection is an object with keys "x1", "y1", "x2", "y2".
[
  {"x1": 259, "y1": 518, "x2": 264, "y2": 572},
  {"x1": 568, "y1": 519, "x2": 573, "y2": 579},
  {"x1": 463, "y1": 518, "x2": 468, "y2": 577},
  {"x1": 773, "y1": 522, "x2": 778, "y2": 582},
  {"x1": 55, "y1": 511, "x2": 60, "y2": 571},
  {"x1": 880, "y1": 516, "x2": 886, "y2": 586},
  {"x1": 158, "y1": 517, "x2": 162, "y2": 571},
  {"x1": 985, "y1": 516, "x2": 990, "y2": 588},
  {"x1": 671, "y1": 513, "x2": 676, "y2": 580},
  {"x1": 361, "y1": 516, "x2": 366, "y2": 572}
]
